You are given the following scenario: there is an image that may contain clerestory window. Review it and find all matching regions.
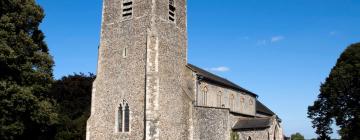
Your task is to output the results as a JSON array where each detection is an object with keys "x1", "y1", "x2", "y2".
[
  {"x1": 217, "y1": 91, "x2": 222, "y2": 107},
  {"x1": 229, "y1": 94, "x2": 234, "y2": 109},
  {"x1": 202, "y1": 86, "x2": 208, "y2": 106}
]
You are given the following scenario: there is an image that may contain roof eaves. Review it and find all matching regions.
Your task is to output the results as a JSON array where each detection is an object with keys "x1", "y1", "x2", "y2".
[{"x1": 187, "y1": 64, "x2": 258, "y2": 97}]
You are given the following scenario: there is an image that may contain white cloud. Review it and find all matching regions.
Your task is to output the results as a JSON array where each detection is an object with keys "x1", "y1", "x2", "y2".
[
  {"x1": 329, "y1": 31, "x2": 337, "y2": 36},
  {"x1": 271, "y1": 36, "x2": 285, "y2": 43},
  {"x1": 242, "y1": 36, "x2": 250, "y2": 40},
  {"x1": 256, "y1": 40, "x2": 268, "y2": 46},
  {"x1": 256, "y1": 35, "x2": 285, "y2": 46},
  {"x1": 209, "y1": 66, "x2": 230, "y2": 72}
]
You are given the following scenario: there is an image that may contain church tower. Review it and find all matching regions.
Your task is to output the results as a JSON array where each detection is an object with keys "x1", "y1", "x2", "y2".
[{"x1": 87, "y1": 0, "x2": 191, "y2": 139}]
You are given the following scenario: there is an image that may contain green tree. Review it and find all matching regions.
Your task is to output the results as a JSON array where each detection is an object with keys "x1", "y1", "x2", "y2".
[
  {"x1": 230, "y1": 131, "x2": 239, "y2": 140},
  {"x1": 308, "y1": 43, "x2": 360, "y2": 140},
  {"x1": 51, "y1": 73, "x2": 95, "y2": 140},
  {"x1": 290, "y1": 132, "x2": 305, "y2": 140},
  {"x1": 0, "y1": 0, "x2": 57, "y2": 139}
]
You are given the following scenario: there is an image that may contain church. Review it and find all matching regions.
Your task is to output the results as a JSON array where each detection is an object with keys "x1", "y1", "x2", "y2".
[{"x1": 86, "y1": 0, "x2": 284, "y2": 139}]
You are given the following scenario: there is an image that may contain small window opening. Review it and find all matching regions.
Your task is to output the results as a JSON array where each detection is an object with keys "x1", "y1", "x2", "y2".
[
  {"x1": 122, "y1": 0, "x2": 133, "y2": 18},
  {"x1": 169, "y1": 0, "x2": 176, "y2": 22},
  {"x1": 123, "y1": 47, "x2": 128, "y2": 58}
]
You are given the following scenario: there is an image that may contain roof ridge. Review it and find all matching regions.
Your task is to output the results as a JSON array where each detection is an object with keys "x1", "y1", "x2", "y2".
[{"x1": 187, "y1": 63, "x2": 258, "y2": 97}]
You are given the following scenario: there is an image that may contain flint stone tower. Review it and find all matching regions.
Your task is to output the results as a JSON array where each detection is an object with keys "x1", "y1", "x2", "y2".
[
  {"x1": 86, "y1": 0, "x2": 190, "y2": 139},
  {"x1": 87, "y1": 0, "x2": 285, "y2": 140}
]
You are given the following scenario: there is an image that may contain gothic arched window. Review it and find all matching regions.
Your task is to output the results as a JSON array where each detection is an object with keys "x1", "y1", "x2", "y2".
[
  {"x1": 229, "y1": 94, "x2": 234, "y2": 109},
  {"x1": 117, "y1": 100, "x2": 130, "y2": 132},
  {"x1": 217, "y1": 91, "x2": 222, "y2": 107},
  {"x1": 202, "y1": 86, "x2": 208, "y2": 106},
  {"x1": 124, "y1": 103, "x2": 130, "y2": 132},
  {"x1": 118, "y1": 104, "x2": 123, "y2": 132}
]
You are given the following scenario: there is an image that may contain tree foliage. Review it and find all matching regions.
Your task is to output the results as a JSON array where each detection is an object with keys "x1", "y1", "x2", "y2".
[
  {"x1": 291, "y1": 132, "x2": 305, "y2": 140},
  {"x1": 308, "y1": 43, "x2": 360, "y2": 140},
  {"x1": 51, "y1": 73, "x2": 95, "y2": 140},
  {"x1": 230, "y1": 131, "x2": 240, "y2": 140},
  {"x1": 0, "y1": 0, "x2": 57, "y2": 139}
]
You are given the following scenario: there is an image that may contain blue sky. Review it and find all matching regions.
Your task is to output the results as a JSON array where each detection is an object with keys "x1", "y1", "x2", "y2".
[{"x1": 36, "y1": 0, "x2": 360, "y2": 139}]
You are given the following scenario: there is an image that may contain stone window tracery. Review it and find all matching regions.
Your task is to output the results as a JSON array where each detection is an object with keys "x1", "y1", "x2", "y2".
[
  {"x1": 229, "y1": 94, "x2": 234, "y2": 109},
  {"x1": 249, "y1": 99, "x2": 254, "y2": 105},
  {"x1": 201, "y1": 86, "x2": 208, "y2": 106},
  {"x1": 118, "y1": 104, "x2": 123, "y2": 132},
  {"x1": 217, "y1": 91, "x2": 222, "y2": 107},
  {"x1": 124, "y1": 103, "x2": 130, "y2": 132},
  {"x1": 117, "y1": 100, "x2": 130, "y2": 133}
]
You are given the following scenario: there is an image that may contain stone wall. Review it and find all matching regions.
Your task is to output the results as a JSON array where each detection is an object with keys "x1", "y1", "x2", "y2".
[
  {"x1": 233, "y1": 116, "x2": 284, "y2": 140},
  {"x1": 87, "y1": 0, "x2": 285, "y2": 139},
  {"x1": 86, "y1": 0, "x2": 151, "y2": 139},
  {"x1": 196, "y1": 81, "x2": 256, "y2": 116},
  {"x1": 87, "y1": 0, "x2": 191, "y2": 139},
  {"x1": 192, "y1": 107, "x2": 230, "y2": 140},
  {"x1": 238, "y1": 129, "x2": 270, "y2": 140}
]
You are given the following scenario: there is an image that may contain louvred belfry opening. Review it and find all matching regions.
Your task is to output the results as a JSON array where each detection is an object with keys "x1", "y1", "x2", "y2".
[
  {"x1": 169, "y1": 0, "x2": 176, "y2": 22},
  {"x1": 122, "y1": 0, "x2": 133, "y2": 18}
]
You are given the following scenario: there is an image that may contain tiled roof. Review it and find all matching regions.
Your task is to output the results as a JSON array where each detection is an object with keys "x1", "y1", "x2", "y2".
[
  {"x1": 256, "y1": 100, "x2": 275, "y2": 116},
  {"x1": 187, "y1": 64, "x2": 257, "y2": 97},
  {"x1": 232, "y1": 117, "x2": 272, "y2": 130}
]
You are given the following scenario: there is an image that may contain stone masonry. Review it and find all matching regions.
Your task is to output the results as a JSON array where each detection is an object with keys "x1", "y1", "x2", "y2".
[{"x1": 86, "y1": 0, "x2": 284, "y2": 140}]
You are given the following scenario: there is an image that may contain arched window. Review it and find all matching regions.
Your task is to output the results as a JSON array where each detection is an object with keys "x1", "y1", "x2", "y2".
[
  {"x1": 118, "y1": 104, "x2": 123, "y2": 132},
  {"x1": 117, "y1": 100, "x2": 130, "y2": 132},
  {"x1": 202, "y1": 86, "x2": 208, "y2": 106},
  {"x1": 240, "y1": 96, "x2": 245, "y2": 103},
  {"x1": 248, "y1": 136, "x2": 252, "y2": 140},
  {"x1": 229, "y1": 94, "x2": 234, "y2": 109},
  {"x1": 124, "y1": 103, "x2": 130, "y2": 132},
  {"x1": 217, "y1": 91, "x2": 222, "y2": 107},
  {"x1": 249, "y1": 99, "x2": 254, "y2": 105}
]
